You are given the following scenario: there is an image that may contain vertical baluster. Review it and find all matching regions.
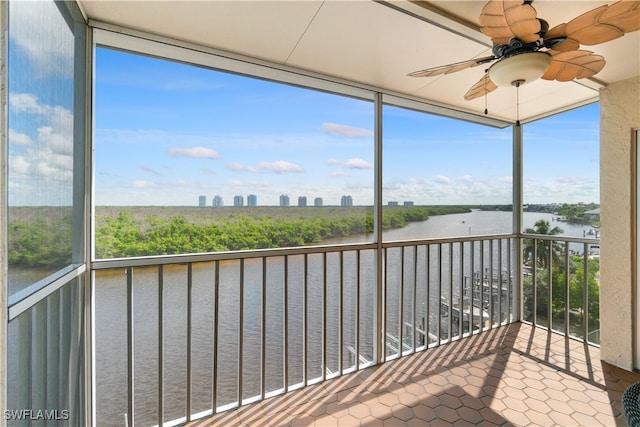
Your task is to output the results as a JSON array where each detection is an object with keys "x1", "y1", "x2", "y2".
[
  {"x1": 508, "y1": 238, "x2": 512, "y2": 323},
  {"x1": 322, "y1": 252, "x2": 327, "y2": 381},
  {"x1": 261, "y1": 257, "x2": 267, "y2": 399},
  {"x1": 498, "y1": 239, "x2": 503, "y2": 326},
  {"x1": 383, "y1": 247, "x2": 388, "y2": 362},
  {"x1": 488, "y1": 239, "x2": 494, "y2": 329},
  {"x1": 283, "y1": 256, "x2": 289, "y2": 392},
  {"x1": 187, "y1": 263, "x2": 192, "y2": 420},
  {"x1": 399, "y1": 247, "x2": 404, "y2": 357},
  {"x1": 470, "y1": 240, "x2": 475, "y2": 333},
  {"x1": 158, "y1": 265, "x2": 164, "y2": 426},
  {"x1": 532, "y1": 240, "x2": 537, "y2": 326},
  {"x1": 212, "y1": 261, "x2": 219, "y2": 413},
  {"x1": 480, "y1": 241, "x2": 485, "y2": 333},
  {"x1": 448, "y1": 242, "x2": 453, "y2": 341},
  {"x1": 583, "y1": 242, "x2": 589, "y2": 342},
  {"x1": 437, "y1": 243, "x2": 442, "y2": 344},
  {"x1": 412, "y1": 245, "x2": 418, "y2": 352},
  {"x1": 355, "y1": 250, "x2": 361, "y2": 371},
  {"x1": 238, "y1": 259, "x2": 244, "y2": 406},
  {"x1": 126, "y1": 267, "x2": 134, "y2": 427},
  {"x1": 547, "y1": 240, "x2": 553, "y2": 330},
  {"x1": 459, "y1": 242, "x2": 464, "y2": 337},
  {"x1": 339, "y1": 251, "x2": 344, "y2": 375},
  {"x1": 565, "y1": 242, "x2": 570, "y2": 336},
  {"x1": 425, "y1": 244, "x2": 430, "y2": 346},
  {"x1": 303, "y1": 254, "x2": 308, "y2": 386}
]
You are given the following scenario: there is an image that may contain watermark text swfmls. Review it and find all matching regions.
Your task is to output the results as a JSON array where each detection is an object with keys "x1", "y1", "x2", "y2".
[{"x1": 4, "y1": 409, "x2": 70, "y2": 421}]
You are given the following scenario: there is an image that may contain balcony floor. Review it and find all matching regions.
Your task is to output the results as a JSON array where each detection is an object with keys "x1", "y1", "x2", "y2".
[{"x1": 187, "y1": 322, "x2": 639, "y2": 426}]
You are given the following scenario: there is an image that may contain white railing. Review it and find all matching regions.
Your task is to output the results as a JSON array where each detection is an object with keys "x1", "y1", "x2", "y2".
[
  {"x1": 92, "y1": 234, "x2": 517, "y2": 426},
  {"x1": 521, "y1": 234, "x2": 600, "y2": 344}
]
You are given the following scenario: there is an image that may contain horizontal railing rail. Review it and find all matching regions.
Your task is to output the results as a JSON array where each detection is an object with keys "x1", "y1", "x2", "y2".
[{"x1": 89, "y1": 232, "x2": 602, "y2": 426}]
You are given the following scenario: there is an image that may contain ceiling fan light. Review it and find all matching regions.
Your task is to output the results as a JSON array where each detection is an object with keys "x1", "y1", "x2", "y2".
[{"x1": 488, "y1": 52, "x2": 552, "y2": 87}]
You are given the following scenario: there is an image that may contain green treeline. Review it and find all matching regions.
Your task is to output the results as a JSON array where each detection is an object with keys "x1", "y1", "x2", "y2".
[
  {"x1": 8, "y1": 205, "x2": 472, "y2": 265},
  {"x1": 8, "y1": 215, "x2": 73, "y2": 267},
  {"x1": 95, "y1": 206, "x2": 458, "y2": 258}
]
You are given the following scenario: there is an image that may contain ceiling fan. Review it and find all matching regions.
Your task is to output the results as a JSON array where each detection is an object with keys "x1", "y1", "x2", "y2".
[{"x1": 408, "y1": 0, "x2": 640, "y2": 100}]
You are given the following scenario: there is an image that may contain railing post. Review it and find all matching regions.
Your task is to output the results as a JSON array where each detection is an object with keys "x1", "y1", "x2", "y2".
[
  {"x1": 283, "y1": 256, "x2": 289, "y2": 392},
  {"x1": 564, "y1": 242, "x2": 570, "y2": 336},
  {"x1": 158, "y1": 266, "x2": 164, "y2": 426},
  {"x1": 374, "y1": 91, "x2": 384, "y2": 365},
  {"x1": 547, "y1": 240, "x2": 553, "y2": 330},
  {"x1": 355, "y1": 250, "x2": 361, "y2": 370},
  {"x1": 238, "y1": 259, "x2": 244, "y2": 406},
  {"x1": 261, "y1": 257, "x2": 267, "y2": 398},
  {"x1": 512, "y1": 122, "x2": 523, "y2": 322},
  {"x1": 126, "y1": 267, "x2": 134, "y2": 427},
  {"x1": 212, "y1": 261, "x2": 219, "y2": 413},
  {"x1": 187, "y1": 263, "x2": 192, "y2": 420},
  {"x1": 583, "y1": 242, "x2": 589, "y2": 341}
]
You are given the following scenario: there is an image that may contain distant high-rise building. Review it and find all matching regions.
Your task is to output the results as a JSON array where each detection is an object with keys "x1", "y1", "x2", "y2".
[
  {"x1": 234, "y1": 195, "x2": 244, "y2": 207},
  {"x1": 404, "y1": 201, "x2": 414, "y2": 206},
  {"x1": 298, "y1": 196, "x2": 307, "y2": 207},
  {"x1": 314, "y1": 197, "x2": 323, "y2": 207},
  {"x1": 388, "y1": 201, "x2": 398, "y2": 207},
  {"x1": 212, "y1": 195, "x2": 223, "y2": 207},
  {"x1": 247, "y1": 194, "x2": 257, "y2": 207},
  {"x1": 341, "y1": 195, "x2": 353, "y2": 207},
  {"x1": 280, "y1": 194, "x2": 290, "y2": 207},
  {"x1": 199, "y1": 195, "x2": 206, "y2": 207}
]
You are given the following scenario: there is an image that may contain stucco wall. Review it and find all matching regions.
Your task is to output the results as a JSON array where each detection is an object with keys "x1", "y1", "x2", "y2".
[{"x1": 600, "y1": 75, "x2": 640, "y2": 370}]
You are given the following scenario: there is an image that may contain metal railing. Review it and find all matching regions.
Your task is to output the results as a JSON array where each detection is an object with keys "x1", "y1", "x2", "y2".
[
  {"x1": 521, "y1": 234, "x2": 600, "y2": 344},
  {"x1": 91, "y1": 234, "x2": 516, "y2": 426}
]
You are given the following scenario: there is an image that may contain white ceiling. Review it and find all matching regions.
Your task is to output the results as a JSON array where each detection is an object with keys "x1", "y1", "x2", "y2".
[{"x1": 78, "y1": 0, "x2": 640, "y2": 123}]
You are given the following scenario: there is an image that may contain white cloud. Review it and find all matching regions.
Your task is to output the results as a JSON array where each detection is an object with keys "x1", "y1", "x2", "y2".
[
  {"x1": 432, "y1": 175, "x2": 452, "y2": 185},
  {"x1": 226, "y1": 160, "x2": 304, "y2": 174},
  {"x1": 326, "y1": 157, "x2": 373, "y2": 170},
  {"x1": 10, "y1": 0, "x2": 75, "y2": 78},
  {"x1": 8, "y1": 93, "x2": 75, "y2": 205},
  {"x1": 226, "y1": 162, "x2": 256, "y2": 172},
  {"x1": 167, "y1": 146, "x2": 221, "y2": 159},
  {"x1": 343, "y1": 158, "x2": 373, "y2": 169},
  {"x1": 257, "y1": 160, "x2": 305, "y2": 174},
  {"x1": 457, "y1": 175, "x2": 475, "y2": 184},
  {"x1": 322, "y1": 122, "x2": 373, "y2": 138},
  {"x1": 8, "y1": 129, "x2": 32, "y2": 146}
]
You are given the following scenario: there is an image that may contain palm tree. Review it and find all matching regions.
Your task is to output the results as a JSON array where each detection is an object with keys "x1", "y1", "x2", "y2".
[{"x1": 523, "y1": 219, "x2": 564, "y2": 269}]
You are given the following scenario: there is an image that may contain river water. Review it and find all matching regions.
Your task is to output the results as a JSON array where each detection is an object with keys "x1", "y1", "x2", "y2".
[{"x1": 92, "y1": 210, "x2": 595, "y2": 425}]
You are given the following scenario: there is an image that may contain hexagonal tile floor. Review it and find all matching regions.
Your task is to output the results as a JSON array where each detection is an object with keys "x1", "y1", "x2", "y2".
[{"x1": 186, "y1": 322, "x2": 639, "y2": 426}]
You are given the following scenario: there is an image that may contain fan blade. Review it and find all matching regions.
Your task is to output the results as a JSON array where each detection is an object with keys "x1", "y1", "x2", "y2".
[
  {"x1": 600, "y1": 1, "x2": 640, "y2": 33},
  {"x1": 479, "y1": 0, "x2": 541, "y2": 45},
  {"x1": 565, "y1": 5, "x2": 624, "y2": 45},
  {"x1": 543, "y1": 1, "x2": 640, "y2": 50},
  {"x1": 408, "y1": 56, "x2": 496, "y2": 78},
  {"x1": 541, "y1": 50, "x2": 606, "y2": 82},
  {"x1": 464, "y1": 73, "x2": 498, "y2": 100}
]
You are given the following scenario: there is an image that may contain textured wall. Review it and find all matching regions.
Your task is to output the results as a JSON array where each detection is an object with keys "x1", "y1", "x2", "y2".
[{"x1": 600, "y1": 75, "x2": 640, "y2": 370}]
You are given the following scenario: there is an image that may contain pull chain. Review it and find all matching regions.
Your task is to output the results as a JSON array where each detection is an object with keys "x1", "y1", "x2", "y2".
[
  {"x1": 484, "y1": 74, "x2": 488, "y2": 115},
  {"x1": 513, "y1": 79, "x2": 524, "y2": 126}
]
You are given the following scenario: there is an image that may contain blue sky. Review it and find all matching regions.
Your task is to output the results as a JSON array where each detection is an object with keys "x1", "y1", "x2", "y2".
[
  {"x1": 11, "y1": 41, "x2": 600, "y2": 207},
  {"x1": 94, "y1": 47, "x2": 600, "y2": 206}
]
